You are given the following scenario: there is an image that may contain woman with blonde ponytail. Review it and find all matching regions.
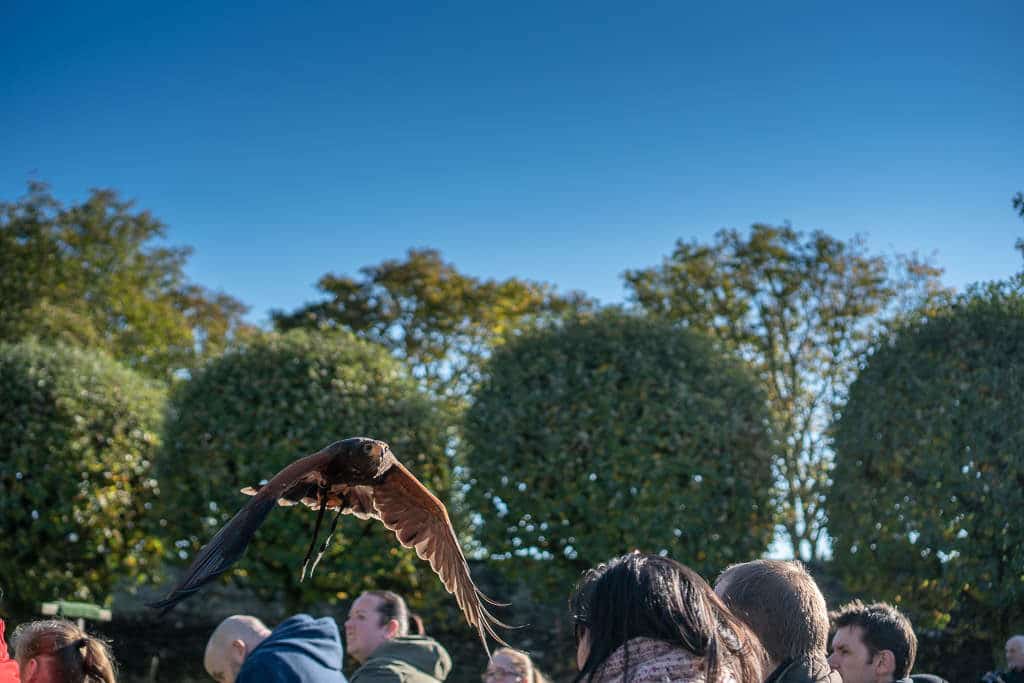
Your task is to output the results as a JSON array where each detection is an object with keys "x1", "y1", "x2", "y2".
[
  {"x1": 483, "y1": 648, "x2": 552, "y2": 683},
  {"x1": 13, "y1": 619, "x2": 116, "y2": 683}
]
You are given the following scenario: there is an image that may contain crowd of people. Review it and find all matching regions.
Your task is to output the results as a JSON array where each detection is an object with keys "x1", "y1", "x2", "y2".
[{"x1": 0, "y1": 552, "x2": 1020, "y2": 683}]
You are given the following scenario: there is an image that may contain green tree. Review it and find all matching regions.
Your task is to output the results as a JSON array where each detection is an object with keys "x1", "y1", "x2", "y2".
[
  {"x1": 828, "y1": 282, "x2": 1024, "y2": 644},
  {"x1": 156, "y1": 330, "x2": 452, "y2": 613},
  {"x1": 624, "y1": 224, "x2": 948, "y2": 559},
  {"x1": 272, "y1": 248, "x2": 592, "y2": 405},
  {"x1": 462, "y1": 312, "x2": 775, "y2": 593},
  {"x1": 0, "y1": 182, "x2": 255, "y2": 380},
  {"x1": 0, "y1": 340, "x2": 166, "y2": 616}
]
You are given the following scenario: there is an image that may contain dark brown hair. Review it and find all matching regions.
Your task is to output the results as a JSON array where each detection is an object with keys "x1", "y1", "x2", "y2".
[
  {"x1": 14, "y1": 619, "x2": 117, "y2": 683},
  {"x1": 365, "y1": 590, "x2": 410, "y2": 637},
  {"x1": 715, "y1": 559, "x2": 829, "y2": 663},
  {"x1": 831, "y1": 600, "x2": 917, "y2": 678}
]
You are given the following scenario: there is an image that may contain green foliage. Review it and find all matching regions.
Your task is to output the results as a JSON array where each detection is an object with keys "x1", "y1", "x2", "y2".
[
  {"x1": 272, "y1": 248, "x2": 592, "y2": 405},
  {"x1": 828, "y1": 283, "x2": 1024, "y2": 641},
  {"x1": 0, "y1": 340, "x2": 166, "y2": 614},
  {"x1": 624, "y1": 224, "x2": 949, "y2": 559},
  {"x1": 462, "y1": 311, "x2": 775, "y2": 593},
  {"x1": 156, "y1": 329, "x2": 452, "y2": 612},
  {"x1": 0, "y1": 182, "x2": 256, "y2": 380}
]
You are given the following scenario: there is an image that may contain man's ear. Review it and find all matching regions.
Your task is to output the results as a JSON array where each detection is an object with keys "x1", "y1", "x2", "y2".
[
  {"x1": 385, "y1": 619, "x2": 402, "y2": 638},
  {"x1": 873, "y1": 649, "x2": 896, "y2": 678},
  {"x1": 21, "y1": 656, "x2": 40, "y2": 682},
  {"x1": 230, "y1": 639, "x2": 248, "y2": 665}
]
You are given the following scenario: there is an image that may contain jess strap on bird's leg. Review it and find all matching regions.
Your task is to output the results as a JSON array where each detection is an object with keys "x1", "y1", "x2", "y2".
[
  {"x1": 309, "y1": 506, "x2": 344, "y2": 578},
  {"x1": 299, "y1": 483, "x2": 329, "y2": 582}
]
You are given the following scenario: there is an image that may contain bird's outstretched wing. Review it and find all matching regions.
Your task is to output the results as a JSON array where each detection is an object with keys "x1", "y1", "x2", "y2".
[
  {"x1": 371, "y1": 460, "x2": 510, "y2": 653},
  {"x1": 147, "y1": 449, "x2": 334, "y2": 614}
]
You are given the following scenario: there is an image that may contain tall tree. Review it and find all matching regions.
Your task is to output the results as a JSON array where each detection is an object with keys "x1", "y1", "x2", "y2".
[
  {"x1": 0, "y1": 182, "x2": 255, "y2": 380},
  {"x1": 272, "y1": 248, "x2": 591, "y2": 405},
  {"x1": 624, "y1": 224, "x2": 948, "y2": 559}
]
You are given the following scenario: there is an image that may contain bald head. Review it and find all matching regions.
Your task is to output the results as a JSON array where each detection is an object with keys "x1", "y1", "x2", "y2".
[{"x1": 204, "y1": 615, "x2": 271, "y2": 683}]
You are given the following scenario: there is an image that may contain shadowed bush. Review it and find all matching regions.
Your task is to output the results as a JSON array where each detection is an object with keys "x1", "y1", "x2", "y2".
[
  {"x1": 463, "y1": 311, "x2": 776, "y2": 595},
  {"x1": 155, "y1": 329, "x2": 455, "y2": 615}
]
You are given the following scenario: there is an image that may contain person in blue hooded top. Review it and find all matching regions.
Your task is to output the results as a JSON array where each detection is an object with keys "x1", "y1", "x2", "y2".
[{"x1": 203, "y1": 614, "x2": 347, "y2": 683}]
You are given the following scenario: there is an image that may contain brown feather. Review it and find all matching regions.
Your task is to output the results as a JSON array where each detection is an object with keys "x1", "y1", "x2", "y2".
[
  {"x1": 149, "y1": 438, "x2": 508, "y2": 653},
  {"x1": 371, "y1": 460, "x2": 510, "y2": 652}
]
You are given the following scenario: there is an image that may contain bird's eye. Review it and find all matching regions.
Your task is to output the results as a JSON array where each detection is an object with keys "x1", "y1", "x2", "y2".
[{"x1": 363, "y1": 443, "x2": 373, "y2": 454}]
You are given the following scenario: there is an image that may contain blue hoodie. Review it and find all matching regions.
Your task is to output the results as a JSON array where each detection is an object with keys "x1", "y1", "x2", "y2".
[{"x1": 238, "y1": 614, "x2": 347, "y2": 683}]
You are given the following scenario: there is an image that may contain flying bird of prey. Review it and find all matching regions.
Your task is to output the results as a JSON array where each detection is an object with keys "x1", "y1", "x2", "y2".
[{"x1": 149, "y1": 437, "x2": 507, "y2": 651}]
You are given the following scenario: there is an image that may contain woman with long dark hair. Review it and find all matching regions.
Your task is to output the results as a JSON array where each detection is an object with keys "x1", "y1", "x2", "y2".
[
  {"x1": 13, "y1": 619, "x2": 117, "y2": 683},
  {"x1": 570, "y1": 552, "x2": 765, "y2": 683}
]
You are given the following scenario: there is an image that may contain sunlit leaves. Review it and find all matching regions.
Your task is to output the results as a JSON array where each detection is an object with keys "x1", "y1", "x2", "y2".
[
  {"x1": 0, "y1": 341, "x2": 166, "y2": 614},
  {"x1": 0, "y1": 182, "x2": 256, "y2": 381},
  {"x1": 625, "y1": 224, "x2": 948, "y2": 558},
  {"x1": 272, "y1": 248, "x2": 592, "y2": 406}
]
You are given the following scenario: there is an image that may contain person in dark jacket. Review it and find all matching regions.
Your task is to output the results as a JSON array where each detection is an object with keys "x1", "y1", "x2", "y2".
[
  {"x1": 203, "y1": 613, "x2": 346, "y2": 683},
  {"x1": 980, "y1": 635, "x2": 1024, "y2": 683},
  {"x1": 344, "y1": 591, "x2": 450, "y2": 683},
  {"x1": 715, "y1": 559, "x2": 840, "y2": 683},
  {"x1": 828, "y1": 601, "x2": 916, "y2": 683}
]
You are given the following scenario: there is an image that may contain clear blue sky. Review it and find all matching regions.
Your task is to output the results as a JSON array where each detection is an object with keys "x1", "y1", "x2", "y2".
[{"x1": 4, "y1": 1, "x2": 1022, "y2": 325}]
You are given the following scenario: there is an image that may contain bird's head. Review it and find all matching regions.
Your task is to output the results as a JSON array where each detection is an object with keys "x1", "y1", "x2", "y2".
[{"x1": 332, "y1": 437, "x2": 393, "y2": 478}]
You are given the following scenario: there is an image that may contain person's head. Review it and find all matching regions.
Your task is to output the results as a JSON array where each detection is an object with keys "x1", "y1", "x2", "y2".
[
  {"x1": 828, "y1": 600, "x2": 917, "y2": 683},
  {"x1": 344, "y1": 591, "x2": 408, "y2": 663},
  {"x1": 1007, "y1": 635, "x2": 1024, "y2": 671},
  {"x1": 482, "y1": 648, "x2": 552, "y2": 683},
  {"x1": 13, "y1": 619, "x2": 116, "y2": 683},
  {"x1": 569, "y1": 552, "x2": 764, "y2": 683},
  {"x1": 202, "y1": 615, "x2": 271, "y2": 683},
  {"x1": 715, "y1": 559, "x2": 829, "y2": 669}
]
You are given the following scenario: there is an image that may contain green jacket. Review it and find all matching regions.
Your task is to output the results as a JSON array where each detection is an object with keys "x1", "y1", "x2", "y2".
[{"x1": 350, "y1": 636, "x2": 452, "y2": 683}]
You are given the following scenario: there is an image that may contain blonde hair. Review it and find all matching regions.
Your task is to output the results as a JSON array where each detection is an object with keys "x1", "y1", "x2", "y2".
[
  {"x1": 491, "y1": 647, "x2": 552, "y2": 683},
  {"x1": 13, "y1": 619, "x2": 117, "y2": 683}
]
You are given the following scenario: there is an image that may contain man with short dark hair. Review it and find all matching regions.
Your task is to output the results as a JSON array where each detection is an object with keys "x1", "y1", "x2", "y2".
[
  {"x1": 345, "y1": 591, "x2": 451, "y2": 683},
  {"x1": 828, "y1": 601, "x2": 917, "y2": 683},
  {"x1": 715, "y1": 559, "x2": 840, "y2": 683}
]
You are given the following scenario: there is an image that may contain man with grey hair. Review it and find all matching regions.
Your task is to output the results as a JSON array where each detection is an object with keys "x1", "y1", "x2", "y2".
[
  {"x1": 715, "y1": 559, "x2": 840, "y2": 683},
  {"x1": 203, "y1": 614, "x2": 346, "y2": 683},
  {"x1": 981, "y1": 635, "x2": 1024, "y2": 683}
]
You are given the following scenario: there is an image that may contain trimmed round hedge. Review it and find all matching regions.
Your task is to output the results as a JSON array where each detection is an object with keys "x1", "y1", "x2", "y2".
[
  {"x1": 463, "y1": 312, "x2": 775, "y2": 593},
  {"x1": 829, "y1": 285, "x2": 1024, "y2": 637},
  {"x1": 0, "y1": 340, "x2": 166, "y2": 614},
  {"x1": 156, "y1": 329, "x2": 451, "y2": 612}
]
